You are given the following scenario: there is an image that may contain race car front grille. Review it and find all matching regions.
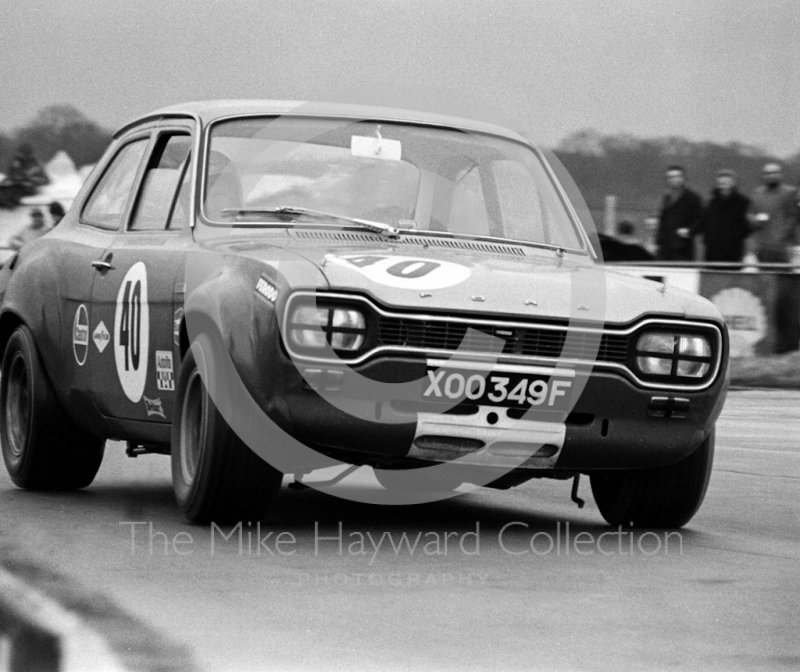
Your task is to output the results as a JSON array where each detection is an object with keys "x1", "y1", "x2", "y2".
[
  {"x1": 284, "y1": 291, "x2": 723, "y2": 391},
  {"x1": 377, "y1": 317, "x2": 629, "y2": 363}
]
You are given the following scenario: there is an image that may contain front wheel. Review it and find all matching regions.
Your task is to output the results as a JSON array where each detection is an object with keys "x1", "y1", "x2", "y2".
[
  {"x1": 1, "y1": 325, "x2": 104, "y2": 490},
  {"x1": 590, "y1": 428, "x2": 715, "y2": 529},
  {"x1": 171, "y1": 343, "x2": 282, "y2": 524}
]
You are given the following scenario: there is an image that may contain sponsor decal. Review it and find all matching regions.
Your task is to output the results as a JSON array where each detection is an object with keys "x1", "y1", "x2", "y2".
[
  {"x1": 143, "y1": 395, "x2": 166, "y2": 419},
  {"x1": 710, "y1": 287, "x2": 767, "y2": 357},
  {"x1": 325, "y1": 254, "x2": 471, "y2": 290},
  {"x1": 93, "y1": 321, "x2": 110, "y2": 353},
  {"x1": 256, "y1": 277, "x2": 279, "y2": 303},
  {"x1": 72, "y1": 304, "x2": 89, "y2": 366},
  {"x1": 114, "y1": 262, "x2": 150, "y2": 403},
  {"x1": 173, "y1": 307, "x2": 184, "y2": 347},
  {"x1": 156, "y1": 350, "x2": 175, "y2": 391}
]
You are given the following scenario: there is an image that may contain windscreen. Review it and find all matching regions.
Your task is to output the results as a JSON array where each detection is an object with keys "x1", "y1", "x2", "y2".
[{"x1": 203, "y1": 116, "x2": 584, "y2": 250}]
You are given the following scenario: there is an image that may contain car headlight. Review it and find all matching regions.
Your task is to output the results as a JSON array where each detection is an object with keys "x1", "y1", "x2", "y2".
[
  {"x1": 635, "y1": 332, "x2": 712, "y2": 379},
  {"x1": 289, "y1": 305, "x2": 366, "y2": 351}
]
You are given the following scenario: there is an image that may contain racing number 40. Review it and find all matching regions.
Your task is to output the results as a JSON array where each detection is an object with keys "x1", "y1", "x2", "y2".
[
  {"x1": 346, "y1": 255, "x2": 441, "y2": 279},
  {"x1": 118, "y1": 279, "x2": 142, "y2": 371}
]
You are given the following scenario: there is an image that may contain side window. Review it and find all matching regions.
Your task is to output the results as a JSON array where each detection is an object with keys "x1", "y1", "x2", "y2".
[
  {"x1": 82, "y1": 139, "x2": 148, "y2": 230},
  {"x1": 130, "y1": 134, "x2": 192, "y2": 231},
  {"x1": 168, "y1": 157, "x2": 192, "y2": 230}
]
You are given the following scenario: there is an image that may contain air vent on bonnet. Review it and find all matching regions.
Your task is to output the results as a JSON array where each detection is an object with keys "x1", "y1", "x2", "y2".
[{"x1": 290, "y1": 230, "x2": 525, "y2": 256}]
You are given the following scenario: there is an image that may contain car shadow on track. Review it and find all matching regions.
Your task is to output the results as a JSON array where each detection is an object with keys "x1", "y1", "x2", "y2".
[{"x1": 0, "y1": 471, "x2": 708, "y2": 555}]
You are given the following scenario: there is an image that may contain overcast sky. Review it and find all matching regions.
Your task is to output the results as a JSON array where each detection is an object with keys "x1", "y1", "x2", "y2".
[{"x1": 2, "y1": 0, "x2": 798, "y2": 154}]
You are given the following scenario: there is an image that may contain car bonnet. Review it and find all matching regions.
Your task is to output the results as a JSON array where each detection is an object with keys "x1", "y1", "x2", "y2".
[{"x1": 273, "y1": 237, "x2": 708, "y2": 324}]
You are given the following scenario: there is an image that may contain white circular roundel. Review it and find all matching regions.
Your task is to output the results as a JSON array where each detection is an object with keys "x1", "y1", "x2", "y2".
[
  {"x1": 711, "y1": 287, "x2": 766, "y2": 357},
  {"x1": 114, "y1": 262, "x2": 150, "y2": 402},
  {"x1": 327, "y1": 254, "x2": 471, "y2": 290}
]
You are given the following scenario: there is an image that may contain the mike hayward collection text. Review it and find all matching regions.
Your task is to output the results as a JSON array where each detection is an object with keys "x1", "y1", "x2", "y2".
[{"x1": 120, "y1": 521, "x2": 684, "y2": 561}]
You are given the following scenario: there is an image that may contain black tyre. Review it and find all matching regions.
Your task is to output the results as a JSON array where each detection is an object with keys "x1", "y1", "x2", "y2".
[
  {"x1": 590, "y1": 428, "x2": 715, "y2": 529},
  {"x1": 374, "y1": 467, "x2": 463, "y2": 493},
  {"x1": 1, "y1": 325, "x2": 105, "y2": 490},
  {"x1": 171, "y1": 342, "x2": 282, "y2": 524}
]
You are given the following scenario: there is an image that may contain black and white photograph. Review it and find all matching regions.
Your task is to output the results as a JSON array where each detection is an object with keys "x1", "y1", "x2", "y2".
[{"x1": 0, "y1": 1, "x2": 798, "y2": 670}]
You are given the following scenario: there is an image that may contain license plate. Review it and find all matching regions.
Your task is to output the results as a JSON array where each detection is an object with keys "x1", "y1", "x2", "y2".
[{"x1": 422, "y1": 367, "x2": 574, "y2": 410}]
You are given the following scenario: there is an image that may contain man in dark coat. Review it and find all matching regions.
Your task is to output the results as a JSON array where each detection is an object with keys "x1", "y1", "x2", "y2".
[
  {"x1": 656, "y1": 165, "x2": 703, "y2": 261},
  {"x1": 697, "y1": 169, "x2": 751, "y2": 264}
]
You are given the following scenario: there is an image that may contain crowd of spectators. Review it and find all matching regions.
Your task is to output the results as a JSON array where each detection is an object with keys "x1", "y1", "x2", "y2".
[
  {"x1": 654, "y1": 162, "x2": 800, "y2": 267},
  {"x1": 651, "y1": 161, "x2": 800, "y2": 354}
]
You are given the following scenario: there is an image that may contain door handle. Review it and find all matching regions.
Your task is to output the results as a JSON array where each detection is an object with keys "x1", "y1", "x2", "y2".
[{"x1": 91, "y1": 253, "x2": 113, "y2": 271}]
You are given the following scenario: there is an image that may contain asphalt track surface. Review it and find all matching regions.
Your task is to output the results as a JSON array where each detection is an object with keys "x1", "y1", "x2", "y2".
[{"x1": 1, "y1": 389, "x2": 798, "y2": 672}]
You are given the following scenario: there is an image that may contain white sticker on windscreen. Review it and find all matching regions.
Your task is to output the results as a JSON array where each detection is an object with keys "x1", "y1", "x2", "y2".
[
  {"x1": 325, "y1": 254, "x2": 471, "y2": 290},
  {"x1": 351, "y1": 135, "x2": 402, "y2": 161}
]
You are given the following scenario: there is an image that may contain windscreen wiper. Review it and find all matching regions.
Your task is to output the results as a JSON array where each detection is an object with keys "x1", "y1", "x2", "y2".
[{"x1": 224, "y1": 206, "x2": 401, "y2": 239}]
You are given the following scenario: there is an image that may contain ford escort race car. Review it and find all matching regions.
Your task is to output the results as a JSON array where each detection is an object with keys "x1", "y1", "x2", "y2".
[{"x1": 0, "y1": 101, "x2": 728, "y2": 527}]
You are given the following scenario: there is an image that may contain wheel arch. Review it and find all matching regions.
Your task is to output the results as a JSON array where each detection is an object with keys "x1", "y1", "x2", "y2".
[
  {"x1": 0, "y1": 310, "x2": 25, "y2": 361},
  {"x1": 178, "y1": 315, "x2": 190, "y2": 360}
]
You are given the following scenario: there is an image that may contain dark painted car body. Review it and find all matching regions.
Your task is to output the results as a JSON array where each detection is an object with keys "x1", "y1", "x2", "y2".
[{"x1": 0, "y1": 101, "x2": 729, "y2": 499}]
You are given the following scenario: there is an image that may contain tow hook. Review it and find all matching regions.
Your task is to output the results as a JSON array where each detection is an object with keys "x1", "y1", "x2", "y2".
[
  {"x1": 125, "y1": 442, "x2": 170, "y2": 457},
  {"x1": 289, "y1": 465, "x2": 360, "y2": 489}
]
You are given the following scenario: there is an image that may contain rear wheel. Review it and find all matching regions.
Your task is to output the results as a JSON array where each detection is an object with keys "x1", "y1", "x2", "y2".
[
  {"x1": 171, "y1": 343, "x2": 282, "y2": 524},
  {"x1": 590, "y1": 428, "x2": 715, "y2": 528},
  {"x1": 1, "y1": 325, "x2": 104, "y2": 490}
]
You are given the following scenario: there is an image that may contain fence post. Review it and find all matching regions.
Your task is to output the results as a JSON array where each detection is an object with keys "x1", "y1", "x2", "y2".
[{"x1": 603, "y1": 195, "x2": 617, "y2": 235}]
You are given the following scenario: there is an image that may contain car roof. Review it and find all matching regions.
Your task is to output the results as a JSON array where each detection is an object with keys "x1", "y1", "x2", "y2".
[{"x1": 115, "y1": 99, "x2": 531, "y2": 145}]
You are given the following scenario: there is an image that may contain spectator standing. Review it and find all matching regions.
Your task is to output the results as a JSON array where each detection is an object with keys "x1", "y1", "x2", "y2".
[
  {"x1": 656, "y1": 165, "x2": 703, "y2": 261},
  {"x1": 697, "y1": 169, "x2": 751, "y2": 264},
  {"x1": 748, "y1": 162, "x2": 800, "y2": 353},
  {"x1": 48, "y1": 201, "x2": 65, "y2": 226},
  {"x1": 9, "y1": 208, "x2": 48, "y2": 251},
  {"x1": 748, "y1": 163, "x2": 799, "y2": 263}
]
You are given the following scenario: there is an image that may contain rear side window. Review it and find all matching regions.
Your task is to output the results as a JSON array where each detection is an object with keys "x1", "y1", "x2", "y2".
[
  {"x1": 82, "y1": 139, "x2": 148, "y2": 230},
  {"x1": 130, "y1": 134, "x2": 192, "y2": 231}
]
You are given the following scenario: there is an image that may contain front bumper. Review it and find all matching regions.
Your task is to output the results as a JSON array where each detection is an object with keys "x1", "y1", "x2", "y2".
[{"x1": 253, "y1": 353, "x2": 727, "y2": 474}]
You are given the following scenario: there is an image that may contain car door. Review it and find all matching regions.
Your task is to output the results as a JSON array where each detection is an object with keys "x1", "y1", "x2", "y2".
[
  {"x1": 57, "y1": 135, "x2": 151, "y2": 421},
  {"x1": 90, "y1": 127, "x2": 193, "y2": 424}
]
